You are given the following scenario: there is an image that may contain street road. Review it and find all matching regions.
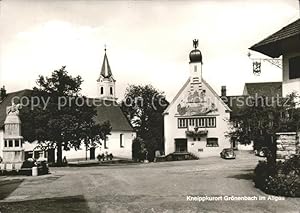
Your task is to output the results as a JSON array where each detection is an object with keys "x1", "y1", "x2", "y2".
[{"x1": 0, "y1": 151, "x2": 299, "y2": 212}]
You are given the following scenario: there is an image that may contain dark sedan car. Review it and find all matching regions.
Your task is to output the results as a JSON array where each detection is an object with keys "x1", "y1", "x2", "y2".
[{"x1": 220, "y1": 148, "x2": 236, "y2": 159}]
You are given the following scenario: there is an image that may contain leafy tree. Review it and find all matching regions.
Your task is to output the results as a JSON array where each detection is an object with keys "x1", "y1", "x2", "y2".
[
  {"x1": 20, "y1": 66, "x2": 111, "y2": 165},
  {"x1": 132, "y1": 137, "x2": 143, "y2": 162},
  {"x1": 228, "y1": 93, "x2": 300, "y2": 164},
  {"x1": 121, "y1": 85, "x2": 169, "y2": 161}
]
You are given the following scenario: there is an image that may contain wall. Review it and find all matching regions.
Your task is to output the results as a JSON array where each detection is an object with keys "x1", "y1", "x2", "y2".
[
  {"x1": 238, "y1": 141, "x2": 253, "y2": 151},
  {"x1": 164, "y1": 79, "x2": 231, "y2": 158},
  {"x1": 282, "y1": 52, "x2": 300, "y2": 97},
  {"x1": 63, "y1": 130, "x2": 136, "y2": 160},
  {"x1": 20, "y1": 130, "x2": 135, "y2": 161},
  {"x1": 276, "y1": 132, "x2": 300, "y2": 160},
  {"x1": 97, "y1": 77, "x2": 116, "y2": 100}
]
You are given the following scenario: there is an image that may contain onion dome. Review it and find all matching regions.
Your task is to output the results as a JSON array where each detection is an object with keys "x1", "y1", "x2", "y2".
[{"x1": 189, "y1": 39, "x2": 202, "y2": 64}]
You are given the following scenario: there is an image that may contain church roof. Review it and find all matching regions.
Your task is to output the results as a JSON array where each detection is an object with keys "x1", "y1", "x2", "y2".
[
  {"x1": 88, "y1": 99, "x2": 133, "y2": 131},
  {"x1": 243, "y1": 82, "x2": 282, "y2": 98},
  {"x1": 0, "y1": 89, "x2": 133, "y2": 132},
  {"x1": 98, "y1": 52, "x2": 113, "y2": 80},
  {"x1": 249, "y1": 18, "x2": 300, "y2": 57}
]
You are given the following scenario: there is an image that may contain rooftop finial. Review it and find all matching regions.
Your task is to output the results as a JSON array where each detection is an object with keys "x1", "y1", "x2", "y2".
[
  {"x1": 104, "y1": 44, "x2": 107, "y2": 52},
  {"x1": 193, "y1": 39, "x2": 198, "y2": 49},
  {"x1": 189, "y1": 39, "x2": 202, "y2": 63}
]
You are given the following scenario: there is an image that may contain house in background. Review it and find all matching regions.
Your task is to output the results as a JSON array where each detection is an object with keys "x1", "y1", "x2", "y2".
[
  {"x1": 249, "y1": 18, "x2": 300, "y2": 97},
  {"x1": 222, "y1": 81, "x2": 283, "y2": 151},
  {"x1": 164, "y1": 40, "x2": 232, "y2": 158},
  {"x1": 249, "y1": 18, "x2": 300, "y2": 159},
  {"x1": 0, "y1": 49, "x2": 136, "y2": 162},
  {"x1": 243, "y1": 82, "x2": 282, "y2": 98}
]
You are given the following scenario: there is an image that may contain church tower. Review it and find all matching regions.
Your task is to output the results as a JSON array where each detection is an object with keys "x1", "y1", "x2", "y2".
[
  {"x1": 188, "y1": 39, "x2": 203, "y2": 95},
  {"x1": 97, "y1": 48, "x2": 116, "y2": 100}
]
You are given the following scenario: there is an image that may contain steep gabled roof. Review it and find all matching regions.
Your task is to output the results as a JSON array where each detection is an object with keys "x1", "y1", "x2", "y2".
[
  {"x1": 249, "y1": 18, "x2": 300, "y2": 57},
  {"x1": 243, "y1": 82, "x2": 282, "y2": 98},
  {"x1": 88, "y1": 99, "x2": 133, "y2": 131},
  {"x1": 163, "y1": 78, "x2": 231, "y2": 114}
]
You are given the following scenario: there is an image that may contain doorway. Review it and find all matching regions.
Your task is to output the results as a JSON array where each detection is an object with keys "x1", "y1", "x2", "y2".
[
  {"x1": 90, "y1": 147, "x2": 96, "y2": 160},
  {"x1": 175, "y1": 138, "x2": 188, "y2": 153}
]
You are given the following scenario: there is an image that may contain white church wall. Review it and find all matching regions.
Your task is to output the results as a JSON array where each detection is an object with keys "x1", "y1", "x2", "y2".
[
  {"x1": 62, "y1": 130, "x2": 135, "y2": 160},
  {"x1": 102, "y1": 131, "x2": 135, "y2": 159}
]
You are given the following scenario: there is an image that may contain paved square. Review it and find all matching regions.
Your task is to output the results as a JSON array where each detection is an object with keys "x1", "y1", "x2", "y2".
[{"x1": 0, "y1": 151, "x2": 299, "y2": 212}]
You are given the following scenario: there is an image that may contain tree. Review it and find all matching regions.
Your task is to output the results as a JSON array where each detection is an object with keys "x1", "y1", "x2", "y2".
[
  {"x1": 227, "y1": 93, "x2": 300, "y2": 164},
  {"x1": 20, "y1": 66, "x2": 111, "y2": 165},
  {"x1": 121, "y1": 84, "x2": 169, "y2": 161}
]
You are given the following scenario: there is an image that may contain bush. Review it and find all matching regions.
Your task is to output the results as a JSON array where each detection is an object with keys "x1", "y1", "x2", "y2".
[
  {"x1": 254, "y1": 155, "x2": 300, "y2": 197},
  {"x1": 265, "y1": 174, "x2": 300, "y2": 197},
  {"x1": 254, "y1": 161, "x2": 277, "y2": 189}
]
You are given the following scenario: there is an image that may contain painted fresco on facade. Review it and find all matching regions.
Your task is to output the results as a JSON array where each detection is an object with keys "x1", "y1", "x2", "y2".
[{"x1": 176, "y1": 88, "x2": 218, "y2": 116}]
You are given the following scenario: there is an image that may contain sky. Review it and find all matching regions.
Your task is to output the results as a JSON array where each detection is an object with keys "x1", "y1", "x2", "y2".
[{"x1": 0, "y1": 0, "x2": 299, "y2": 101}]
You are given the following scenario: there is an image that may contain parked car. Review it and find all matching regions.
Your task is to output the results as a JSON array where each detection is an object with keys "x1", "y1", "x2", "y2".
[
  {"x1": 254, "y1": 147, "x2": 269, "y2": 157},
  {"x1": 220, "y1": 148, "x2": 236, "y2": 159}
]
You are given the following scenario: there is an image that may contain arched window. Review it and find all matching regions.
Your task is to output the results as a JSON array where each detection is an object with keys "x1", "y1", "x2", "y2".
[
  {"x1": 110, "y1": 87, "x2": 113, "y2": 95},
  {"x1": 100, "y1": 87, "x2": 104, "y2": 95}
]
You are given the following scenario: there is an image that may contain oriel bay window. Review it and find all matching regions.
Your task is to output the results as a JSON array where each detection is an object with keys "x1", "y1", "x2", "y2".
[{"x1": 178, "y1": 117, "x2": 216, "y2": 128}]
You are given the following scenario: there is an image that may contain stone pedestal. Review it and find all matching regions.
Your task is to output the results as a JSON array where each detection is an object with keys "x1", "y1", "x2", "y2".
[{"x1": 0, "y1": 104, "x2": 25, "y2": 172}]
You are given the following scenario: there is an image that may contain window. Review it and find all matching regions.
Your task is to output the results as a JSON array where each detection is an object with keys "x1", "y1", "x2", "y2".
[
  {"x1": 206, "y1": 138, "x2": 219, "y2": 147},
  {"x1": 100, "y1": 87, "x2": 104, "y2": 95},
  {"x1": 9, "y1": 140, "x2": 13, "y2": 147},
  {"x1": 110, "y1": 87, "x2": 113, "y2": 95},
  {"x1": 4, "y1": 140, "x2": 7, "y2": 147},
  {"x1": 192, "y1": 119, "x2": 196, "y2": 126},
  {"x1": 104, "y1": 139, "x2": 108, "y2": 149},
  {"x1": 178, "y1": 118, "x2": 187, "y2": 128},
  {"x1": 194, "y1": 65, "x2": 197, "y2": 72},
  {"x1": 120, "y1": 134, "x2": 124, "y2": 148},
  {"x1": 15, "y1": 140, "x2": 20, "y2": 147},
  {"x1": 193, "y1": 77, "x2": 199, "y2": 83},
  {"x1": 179, "y1": 117, "x2": 216, "y2": 128},
  {"x1": 207, "y1": 117, "x2": 216, "y2": 128},
  {"x1": 289, "y1": 56, "x2": 300, "y2": 79},
  {"x1": 198, "y1": 118, "x2": 205, "y2": 127}
]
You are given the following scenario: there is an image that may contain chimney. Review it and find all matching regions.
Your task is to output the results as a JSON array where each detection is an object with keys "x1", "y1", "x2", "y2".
[
  {"x1": 0, "y1": 86, "x2": 7, "y2": 102},
  {"x1": 221, "y1": 86, "x2": 226, "y2": 96}
]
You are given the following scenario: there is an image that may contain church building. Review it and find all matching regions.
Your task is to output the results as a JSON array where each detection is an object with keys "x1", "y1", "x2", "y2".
[
  {"x1": 62, "y1": 48, "x2": 135, "y2": 160},
  {"x1": 0, "y1": 49, "x2": 135, "y2": 163},
  {"x1": 163, "y1": 40, "x2": 232, "y2": 158}
]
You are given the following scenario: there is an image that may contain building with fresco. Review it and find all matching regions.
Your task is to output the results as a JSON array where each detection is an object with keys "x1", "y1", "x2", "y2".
[{"x1": 163, "y1": 40, "x2": 232, "y2": 158}]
